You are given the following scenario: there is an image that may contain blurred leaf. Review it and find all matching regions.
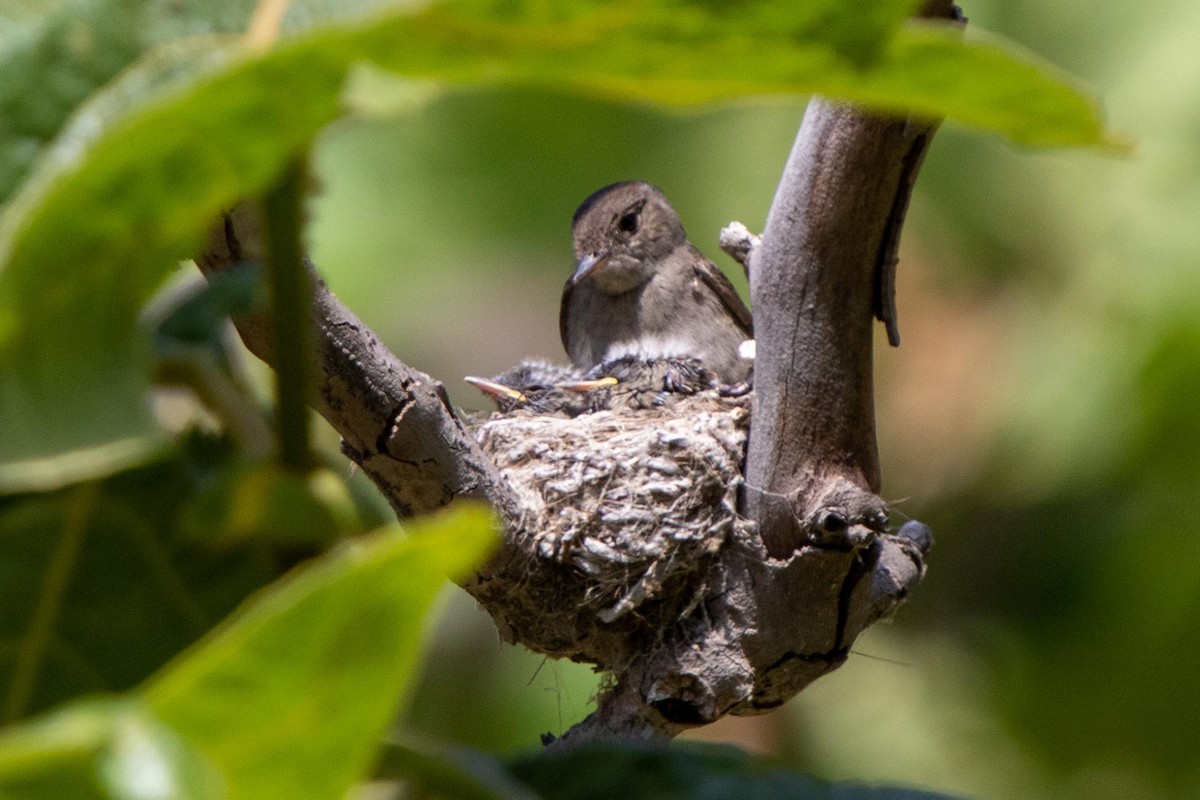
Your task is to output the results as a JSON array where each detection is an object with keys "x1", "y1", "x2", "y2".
[
  {"x1": 0, "y1": 697, "x2": 221, "y2": 800},
  {"x1": 863, "y1": 25, "x2": 1125, "y2": 149},
  {"x1": 508, "y1": 741, "x2": 965, "y2": 800},
  {"x1": 0, "y1": 0, "x2": 1116, "y2": 487},
  {"x1": 0, "y1": 0, "x2": 245, "y2": 205},
  {"x1": 142, "y1": 504, "x2": 496, "y2": 800},
  {"x1": 441, "y1": 0, "x2": 925, "y2": 67},
  {"x1": 0, "y1": 0, "x2": 425, "y2": 489},
  {"x1": 1132, "y1": 320, "x2": 1200, "y2": 475},
  {"x1": 0, "y1": 0, "x2": 420, "y2": 206},
  {"x1": 181, "y1": 462, "x2": 359, "y2": 548},
  {"x1": 0, "y1": 442, "x2": 280, "y2": 722},
  {"x1": 0, "y1": 37, "x2": 302, "y2": 490},
  {"x1": 0, "y1": 39, "x2": 233, "y2": 492},
  {"x1": 383, "y1": 2, "x2": 1114, "y2": 149},
  {"x1": 153, "y1": 263, "x2": 265, "y2": 363},
  {"x1": 374, "y1": 737, "x2": 967, "y2": 800},
  {"x1": 0, "y1": 0, "x2": 145, "y2": 204},
  {"x1": 375, "y1": 735, "x2": 538, "y2": 800},
  {"x1": 0, "y1": 437, "x2": 170, "y2": 496},
  {"x1": 0, "y1": 505, "x2": 494, "y2": 799}
]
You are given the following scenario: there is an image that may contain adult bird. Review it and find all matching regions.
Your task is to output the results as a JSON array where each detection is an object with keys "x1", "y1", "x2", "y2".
[{"x1": 561, "y1": 182, "x2": 753, "y2": 384}]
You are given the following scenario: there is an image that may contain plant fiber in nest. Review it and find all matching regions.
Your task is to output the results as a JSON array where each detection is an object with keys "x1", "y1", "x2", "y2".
[{"x1": 465, "y1": 392, "x2": 755, "y2": 669}]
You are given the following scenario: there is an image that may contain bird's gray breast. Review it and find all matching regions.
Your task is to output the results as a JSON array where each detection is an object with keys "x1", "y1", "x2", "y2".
[{"x1": 566, "y1": 252, "x2": 750, "y2": 382}]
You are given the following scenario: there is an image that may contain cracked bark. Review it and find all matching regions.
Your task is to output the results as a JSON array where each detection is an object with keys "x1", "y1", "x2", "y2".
[
  {"x1": 193, "y1": 1, "x2": 956, "y2": 746},
  {"x1": 194, "y1": 205, "x2": 519, "y2": 524}
]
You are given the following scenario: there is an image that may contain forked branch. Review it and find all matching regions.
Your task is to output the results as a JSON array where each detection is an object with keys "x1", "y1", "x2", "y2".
[{"x1": 194, "y1": 4, "x2": 956, "y2": 742}]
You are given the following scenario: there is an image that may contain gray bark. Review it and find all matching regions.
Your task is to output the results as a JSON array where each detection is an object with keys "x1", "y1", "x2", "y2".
[{"x1": 195, "y1": 206, "x2": 519, "y2": 523}]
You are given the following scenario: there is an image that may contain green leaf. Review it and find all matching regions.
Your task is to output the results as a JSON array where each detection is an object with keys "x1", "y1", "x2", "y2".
[
  {"x1": 0, "y1": 0, "x2": 243, "y2": 205},
  {"x1": 834, "y1": 24, "x2": 1127, "y2": 149},
  {"x1": 0, "y1": 444, "x2": 281, "y2": 722},
  {"x1": 0, "y1": 697, "x2": 222, "y2": 800},
  {"x1": 0, "y1": 0, "x2": 1118, "y2": 488},
  {"x1": 375, "y1": 735, "x2": 538, "y2": 800},
  {"x1": 153, "y1": 262, "x2": 266, "y2": 367},
  {"x1": 428, "y1": 0, "x2": 924, "y2": 68},
  {"x1": 0, "y1": 500, "x2": 491, "y2": 798},
  {"x1": 508, "y1": 741, "x2": 967, "y2": 800},
  {"x1": 0, "y1": 437, "x2": 169, "y2": 497},
  {"x1": 363, "y1": 1, "x2": 1113, "y2": 149},
  {"x1": 0, "y1": 38, "x2": 215, "y2": 493},
  {"x1": 180, "y1": 462, "x2": 360, "y2": 548},
  {"x1": 142, "y1": 503, "x2": 496, "y2": 800},
  {"x1": 1, "y1": 0, "x2": 144, "y2": 205},
  {"x1": 0, "y1": 0, "x2": 417, "y2": 205}
]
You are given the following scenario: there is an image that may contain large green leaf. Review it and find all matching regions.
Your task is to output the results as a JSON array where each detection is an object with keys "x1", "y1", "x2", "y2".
[
  {"x1": 355, "y1": 1, "x2": 1114, "y2": 148},
  {"x1": 0, "y1": 503, "x2": 495, "y2": 799},
  {"x1": 375, "y1": 734, "x2": 539, "y2": 800},
  {"x1": 508, "y1": 741, "x2": 966, "y2": 800},
  {"x1": 0, "y1": 0, "x2": 1118, "y2": 490},
  {"x1": 0, "y1": 698, "x2": 222, "y2": 800},
  {"x1": 0, "y1": 0, "x2": 417, "y2": 205},
  {"x1": 845, "y1": 24, "x2": 1123, "y2": 148},
  {"x1": 0, "y1": 441, "x2": 282, "y2": 723},
  {"x1": 141, "y1": 503, "x2": 496, "y2": 800},
  {"x1": 376, "y1": 738, "x2": 969, "y2": 800}
]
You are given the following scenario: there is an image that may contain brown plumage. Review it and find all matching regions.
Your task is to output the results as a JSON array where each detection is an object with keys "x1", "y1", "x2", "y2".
[
  {"x1": 583, "y1": 355, "x2": 717, "y2": 410},
  {"x1": 465, "y1": 361, "x2": 603, "y2": 417},
  {"x1": 560, "y1": 182, "x2": 753, "y2": 384}
]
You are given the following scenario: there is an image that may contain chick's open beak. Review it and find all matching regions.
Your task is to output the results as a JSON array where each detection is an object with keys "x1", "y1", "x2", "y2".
[
  {"x1": 464, "y1": 376, "x2": 526, "y2": 403},
  {"x1": 570, "y1": 251, "x2": 610, "y2": 285},
  {"x1": 559, "y1": 376, "x2": 619, "y2": 392}
]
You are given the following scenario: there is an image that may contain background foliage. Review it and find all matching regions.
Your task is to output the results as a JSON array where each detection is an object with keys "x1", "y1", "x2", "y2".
[{"x1": 1, "y1": 0, "x2": 1187, "y2": 797}]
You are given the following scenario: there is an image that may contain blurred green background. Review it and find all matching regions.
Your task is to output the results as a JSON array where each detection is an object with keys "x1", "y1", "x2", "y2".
[
  {"x1": 3, "y1": 0, "x2": 1194, "y2": 796},
  {"x1": 293, "y1": 1, "x2": 1198, "y2": 797}
]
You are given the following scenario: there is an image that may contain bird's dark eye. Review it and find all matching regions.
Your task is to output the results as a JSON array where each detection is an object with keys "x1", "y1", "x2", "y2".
[{"x1": 617, "y1": 211, "x2": 640, "y2": 234}]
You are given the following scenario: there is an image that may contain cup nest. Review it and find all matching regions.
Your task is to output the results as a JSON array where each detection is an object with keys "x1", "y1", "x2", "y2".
[{"x1": 465, "y1": 391, "x2": 755, "y2": 669}]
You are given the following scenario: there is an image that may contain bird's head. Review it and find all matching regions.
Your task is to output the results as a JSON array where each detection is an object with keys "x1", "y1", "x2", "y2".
[
  {"x1": 569, "y1": 182, "x2": 687, "y2": 295},
  {"x1": 465, "y1": 362, "x2": 615, "y2": 415}
]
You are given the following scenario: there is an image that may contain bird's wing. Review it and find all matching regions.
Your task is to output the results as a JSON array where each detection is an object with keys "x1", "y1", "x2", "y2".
[
  {"x1": 559, "y1": 278, "x2": 576, "y2": 356},
  {"x1": 693, "y1": 254, "x2": 753, "y2": 336}
]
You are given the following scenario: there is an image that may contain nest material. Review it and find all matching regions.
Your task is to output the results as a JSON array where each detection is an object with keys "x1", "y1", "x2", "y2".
[{"x1": 468, "y1": 391, "x2": 754, "y2": 667}]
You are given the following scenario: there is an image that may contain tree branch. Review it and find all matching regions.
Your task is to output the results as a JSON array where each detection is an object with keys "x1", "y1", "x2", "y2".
[
  {"x1": 744, "y1": 1, "x2": 957, "y2": 557},
  {"x1": 195, "y1": 204, "x2": 518, "y2": 522},
  {"x1": 194, "y1": 5, "x2": 958, "y2": 740},
  {"x1": 744, "y1": 102, "x2": 937, "y2": 556}
]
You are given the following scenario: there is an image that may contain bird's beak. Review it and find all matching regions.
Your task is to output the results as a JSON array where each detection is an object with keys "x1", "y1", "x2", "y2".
[
  {"x1": 559, "y1": 376, "x2": 619, "y2": 392},
  {"x1": 464, "y1": 376, "x2": 526, "y2": 403},
  {"x1": 570, "y1": 251, "x2": 610, "y2": 285}
]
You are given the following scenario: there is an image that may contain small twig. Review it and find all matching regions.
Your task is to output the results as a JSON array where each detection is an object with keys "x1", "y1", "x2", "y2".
[
  {"x1": 261, "y1": 155, "x2": 314, "y2": 474},
  {"x1": 718, "y1": 221, "x2": 760, "y2": 278},
  {"x1": 153, "y1": 348, "x2": 275, "y2": 458}
]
